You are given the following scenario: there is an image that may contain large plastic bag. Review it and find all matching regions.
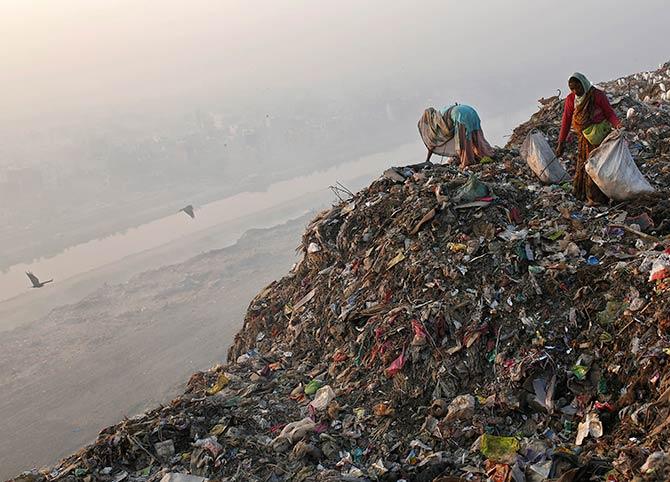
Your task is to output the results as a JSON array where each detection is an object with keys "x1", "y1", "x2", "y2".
[
  {"x1": 521, "y1": 130, "x2": 571, "y2": 184},
  {"x1": 455, "y1": 174, "x2": 489, "y2": 202},
  {"x1": 586, "y1": 130, "x2": 655, "y2": 200}
]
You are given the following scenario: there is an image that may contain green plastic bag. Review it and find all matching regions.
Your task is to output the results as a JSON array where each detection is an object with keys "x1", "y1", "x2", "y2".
[
  {"x1": 455, "y1": 175, "x2": 489, "y2": 202},
  {"x1": 304, "y1": 379, "x2": 323, "y2": 395},
  {"x1": 583, "y1": 120, "x2": 611, "y2": 147},
  {"x1": 480, "y1": 434, "x2": 520, "y2": 463},
  {"x1": 571, "y1": 364, "x2": 589, "y2": 380}
]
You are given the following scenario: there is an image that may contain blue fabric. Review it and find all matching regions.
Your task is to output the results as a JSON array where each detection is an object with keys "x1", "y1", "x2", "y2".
[{"x1": 440, "y1": 104, "x2": 482, "y2": 139}]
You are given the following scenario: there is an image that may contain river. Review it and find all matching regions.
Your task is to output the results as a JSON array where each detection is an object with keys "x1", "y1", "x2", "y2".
[
  {"x1": 0, "y1": 141, "x2": 423, "y2": 305},
  {"x1": 1, "y1": 141, "x2": 430, "y2": 478}
]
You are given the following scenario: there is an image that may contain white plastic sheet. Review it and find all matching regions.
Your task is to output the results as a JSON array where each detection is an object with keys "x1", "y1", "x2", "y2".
[{"x1": 308, "y1": 385, "x2": 336, "y2": 411}]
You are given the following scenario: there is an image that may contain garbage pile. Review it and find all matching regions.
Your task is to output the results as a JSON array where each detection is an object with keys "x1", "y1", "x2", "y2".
[
  {"x1": 607, "y1": 62, "x2": 670, "y2": 105},
  {"x1": 12, "y1": 69, "x2": 670, "y2": 482}
]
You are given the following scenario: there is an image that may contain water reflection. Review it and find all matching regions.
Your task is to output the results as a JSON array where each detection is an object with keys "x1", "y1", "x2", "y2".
[{"x1": 0, "y1": 142, "x2": 421, "y2": 302}]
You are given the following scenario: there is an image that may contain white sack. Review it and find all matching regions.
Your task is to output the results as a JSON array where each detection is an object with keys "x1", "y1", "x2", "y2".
[
  {"x1": 586, "y1": 130, "x2": 655, "y2": 201},
  {"x1": 521, "y1": 130, "x2": 571, "y2": 184}
]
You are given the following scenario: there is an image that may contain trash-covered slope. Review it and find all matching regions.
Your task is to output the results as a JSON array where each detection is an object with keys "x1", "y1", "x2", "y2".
[
  {"x1": 12, "y1": 66, "x2": 670, "y2": 482},
  {"x1": 225, "y1": 159, "x2": 670, "y2": 481}
]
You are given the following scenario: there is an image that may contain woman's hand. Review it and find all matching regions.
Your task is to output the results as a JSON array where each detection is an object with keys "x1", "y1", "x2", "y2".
[{"x1": 555, "y1": 141, "x2": 565, "y2": 158}]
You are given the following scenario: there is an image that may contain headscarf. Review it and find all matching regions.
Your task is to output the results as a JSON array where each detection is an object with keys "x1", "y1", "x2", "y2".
[
  {"x1": 571, "y1": 72, "x2": 593, "y2": 108},
  {"x1": 570, "y1": 72, "x2": 596, "y2": 133}
]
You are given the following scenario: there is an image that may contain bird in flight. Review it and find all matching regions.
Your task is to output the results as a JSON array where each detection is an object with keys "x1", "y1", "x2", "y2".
[
  {"x1": 26, "y1": 271, "x2": 53, "y2": 288},
  {"x1": 179, "y1": 205, "x2": 195, "y2": 219}
]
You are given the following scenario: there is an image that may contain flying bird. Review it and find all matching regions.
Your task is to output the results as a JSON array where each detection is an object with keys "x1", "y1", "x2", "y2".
[
  {"x1": 179, "y1": 205, "x2": 195, "y2": 219},
  {"x1": 26, "y1": 271, "x2": 53, "y2": 288}
]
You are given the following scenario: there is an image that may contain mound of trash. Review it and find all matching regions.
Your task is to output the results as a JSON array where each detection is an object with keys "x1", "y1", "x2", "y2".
[{"x1": 12, "y1": 68, "x2": 670, "y2": 482}]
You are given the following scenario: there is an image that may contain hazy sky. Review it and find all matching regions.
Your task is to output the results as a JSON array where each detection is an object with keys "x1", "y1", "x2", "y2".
[
  {"x1": 0, "y1": 5, "x2": 668, "y2": 473},
  {"x1": 1, "y1": 0, "x2": 669, "y2": 130}
]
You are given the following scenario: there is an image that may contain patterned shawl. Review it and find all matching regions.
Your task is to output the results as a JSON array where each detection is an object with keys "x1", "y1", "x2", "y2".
[{"x1": 418, "y1": 107, "x2": 456, "y2": 155}]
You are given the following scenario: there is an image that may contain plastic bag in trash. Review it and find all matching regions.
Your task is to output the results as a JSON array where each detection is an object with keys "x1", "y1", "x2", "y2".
[
  {"x1": 309, "y1": 385, "x2": 336, "y2": 411},
  {"x1": 585, "y1": 130, "x2": 655, "y2": 201},
  {"x1": 649, "y1": 252, "x2": 670, "y2": 282},
  {"x1": 520, "y1": 130, "x2": 571, "y2": 184},
  {"x1": 480, "y1": 434, "x2": 520, "y2": 463},
  {"x1": 455, "y1": 174, "x2": 489, "y2": 202}
]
